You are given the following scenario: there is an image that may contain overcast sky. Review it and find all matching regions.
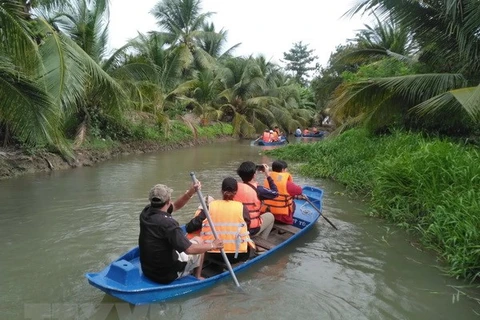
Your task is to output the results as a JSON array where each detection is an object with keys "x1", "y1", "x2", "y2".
[{"x1": 108, "y1": 0, "x2": 368, "y2": 67}]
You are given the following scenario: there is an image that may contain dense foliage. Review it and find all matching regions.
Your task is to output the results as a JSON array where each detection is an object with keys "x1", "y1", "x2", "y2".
[
  {"x1": 312, "y1": 0, "x2": 480, "y2": 137},
  {"x1": 268, "y1": 129, "x2": 480, "y2": 281},
  {"x1": 0, "y1": 0, "x2": 317, "y2": 154}
]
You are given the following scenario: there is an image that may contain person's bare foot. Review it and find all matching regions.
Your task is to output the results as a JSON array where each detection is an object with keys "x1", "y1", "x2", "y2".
[{"x1": 196, "y1": 276, "x2": 205, "y2": 281}]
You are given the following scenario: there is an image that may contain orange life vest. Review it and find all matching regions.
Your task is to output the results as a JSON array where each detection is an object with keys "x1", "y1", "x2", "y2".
[
  {"x1": 261, "y1": 172, "x2": 294, "y2": 216},
  {"x1": 186, "y1": 208, "x2": 203, "y2": 240},
  {"x1": 200, "y1": 200, "x2": 253, "y2": 257},
  {"x1": 262, "y1": 132, "x2": 270, "y2": 142},
  {"x1": 233, "y1": 182, "x2": 262, "y2": 229},
  {"x1": 272, "y1": 131, "x2": 279, "y2": 141},
  {"x1": 303, "y1": 129, "x2": 310, "y2": 135}
]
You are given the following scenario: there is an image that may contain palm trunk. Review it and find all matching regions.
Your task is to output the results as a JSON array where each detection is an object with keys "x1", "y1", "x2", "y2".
[
  {"x1": 3, "y1": 124, "x2": 9, "y2": 147},
  {"x1": 74, "y1": 117, "x2": 88, "y2": 148}
]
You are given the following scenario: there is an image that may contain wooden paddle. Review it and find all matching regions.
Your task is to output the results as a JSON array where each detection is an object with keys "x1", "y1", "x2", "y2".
[
  {"x1": 190, "y1": 172, "x2": 241, "y2": 287},
  {"x1": 302, "y1": 194, "x2": 339, "y2": 230},
  {"x1": 250, "y1": 137, "x2": 261, "y2": 146}
]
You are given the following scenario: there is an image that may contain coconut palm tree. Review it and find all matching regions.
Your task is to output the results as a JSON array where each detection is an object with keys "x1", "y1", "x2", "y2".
[
  {"x1": 0, "y1": 1, "x2": 62, "y2": 147},
  {"x1": 330, "y1": 0, "x2": 480, "y2": 135},
  {"x1": 37, "y1": 0, "x2": 126, "y2": 146},
  {"x1": 150, "y1": 0, "x2": 214, "y2": 71},
  {"x1": 107, "y1": 31, "x2": 195, "y2": 137},
  {"x1": 170, "y1": 69, "x2": 224, "y2": 125},
  {"x1": 342, "y1": 13, "x2": 416, "y2": 64},
  {"x1": 215, "y1": 57, "x2": 276, "y2": 136},
  {"x1": 197, "y1": 22, "x2": 240, "y2": 59}
]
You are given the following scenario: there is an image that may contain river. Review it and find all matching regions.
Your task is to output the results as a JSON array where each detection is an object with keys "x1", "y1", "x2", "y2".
[{"x1": 1, "y1": 140, "x2": 478, "y2": 319}]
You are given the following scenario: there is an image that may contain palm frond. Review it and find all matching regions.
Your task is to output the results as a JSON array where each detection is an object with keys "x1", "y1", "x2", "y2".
[
  {"x1": 411, "y1": 85, "x2": 480, "y2": 122},
  {"x1": 61, "y1": 35, "x2": 127, "y2": 113},
  {"x1": 0, "y1": 1, "x2": 40, "y2": 71},
  {"x1": 0, "y1": 58, "x2": 63, "y2": 146}
]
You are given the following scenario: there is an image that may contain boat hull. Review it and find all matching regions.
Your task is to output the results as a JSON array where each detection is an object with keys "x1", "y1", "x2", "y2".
[
  {"x1": 86, "y1": 186, "x2": 323, "y2": 304},
  {"x1": 295, "y1": 132, "x2": 325, "y2": 138},
  {"x1": 256, "y1": 137, "x2": 287, "y2": 146}
]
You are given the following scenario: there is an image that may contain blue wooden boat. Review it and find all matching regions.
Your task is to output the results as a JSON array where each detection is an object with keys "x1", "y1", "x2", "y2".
[
  {"x1": 294, "y1": 131, "x2": 326, "y2": 138},
  {"x1": 256, "y1": 136, "x2": 288, "y2": 146},
  {"x1": 86, "y1": 186, "x2": 323, "y2": 305}
]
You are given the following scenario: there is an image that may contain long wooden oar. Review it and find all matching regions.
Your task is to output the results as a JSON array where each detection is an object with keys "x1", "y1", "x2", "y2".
[
  {"x1": 190, "y1": 172, "x2": 241, "y2": 287},
  {"x1": 303, "y1": 194, "x2": 339, "y2": 230},
  {"x1": 250, "y1": 137, "x2": 261, "y2": 146}
]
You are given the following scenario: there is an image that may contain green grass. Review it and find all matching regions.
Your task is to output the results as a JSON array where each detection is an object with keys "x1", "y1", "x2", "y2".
[
  {"x1": 83, "y1": 137, "x2": 120, "y2": 150},
  {"x1": 268, "y1": 129, "x2": 480, "y2": 281}
]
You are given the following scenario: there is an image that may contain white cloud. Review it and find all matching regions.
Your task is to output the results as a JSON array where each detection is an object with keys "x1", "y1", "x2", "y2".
[{"x1": 108, "y1": 0, "x2": 367, "y2": 67}]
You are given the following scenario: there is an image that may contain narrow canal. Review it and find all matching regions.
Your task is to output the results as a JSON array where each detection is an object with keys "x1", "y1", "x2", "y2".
[{"x1": 1, "y1": 140, "x2": 478, "y2": 319}]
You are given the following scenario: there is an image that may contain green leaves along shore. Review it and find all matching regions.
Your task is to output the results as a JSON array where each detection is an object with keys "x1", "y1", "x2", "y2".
[{"x1": 268, "y1": 129, "x2": 480, "y2": 283}]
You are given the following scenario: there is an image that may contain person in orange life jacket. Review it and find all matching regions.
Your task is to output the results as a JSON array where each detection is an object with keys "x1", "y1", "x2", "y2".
[
  {"x1": 262, "y1": 160, "x2": 303, "y2": 225},
  {"x1": 268, "y1": 130, "x2": 276, "y2": 142},
  {"x1": 234, "y1": 161, "x2": 278, "y2": 240},
  {"x1": 274, "y1": 126, "x2": 282, "y2": 136},
  {"x1": 303, "y1": 128, "x2": 310, "y2": 135},
  {"x1": 261, "y1": 129, "x2": 271, "y2": 142},
  {"x1": 186, "y1": 177, "x2": 253, "y2": 263},
  {"x1": 271, "y1": 129, "x2": 279, "y2": 142},
  {"x1": 139, "y1": 182, "x2": 223, "y2": 284},
  {"x1": 186, "y1": 195, "x2": 215, "y2": 240}
]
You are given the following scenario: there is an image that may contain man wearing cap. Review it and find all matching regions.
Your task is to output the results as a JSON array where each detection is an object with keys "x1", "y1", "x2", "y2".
[{"x1": 139, "y1": 183, "x2": 223, "y2": 284}]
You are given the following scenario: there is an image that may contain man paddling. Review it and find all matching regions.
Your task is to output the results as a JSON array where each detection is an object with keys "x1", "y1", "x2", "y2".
[{"x1": 139, "y1": 183, "x2": 223, "y2": 284}]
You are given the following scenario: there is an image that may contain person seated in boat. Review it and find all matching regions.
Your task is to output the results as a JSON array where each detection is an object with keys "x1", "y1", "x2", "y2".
[
  {"x1": 295, "y1": 127, "x2": 302, "y2": 136},
  {"x1": 186, "y1": 177, "x2": 254, "y2": 263},
  {"x1": 303, "y1": 128, "x2": 310, "y2": 135},
  {"x1": 261, "y1": 129, "x2": 271, "y2": 143},
  {"x1": 234, "y1": 161, "x2": 277, "y2": 240},
  {"x1": 139, "y1": 183, "x2": 223, "y2": 284},
  {"x1": 312, "y1": 127, "x2": 319, "y2": 134},
  {"x1": 274, "y1": 126, "x2": 282, "y2": 137},
  {"x1": 261, "y1": 161, "x2": 303, "y2": 225},
  {"x1": 271, "y1": 129, "x2": 279, "y2": 142},
  {"x1": 186, "y1": 195, "x2": 215, "y2": 240}
]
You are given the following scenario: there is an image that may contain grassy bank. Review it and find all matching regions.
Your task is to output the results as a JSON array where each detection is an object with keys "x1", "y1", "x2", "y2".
[
  {"x1": 82, "y1": 120, "x2": 234, "y2": 150},
  {"x1": 0, "y1": 121, "x2": 234, "y2": 179},
  {"x1": 268, "y1": 129, "x2": 480, "y2": 281}
]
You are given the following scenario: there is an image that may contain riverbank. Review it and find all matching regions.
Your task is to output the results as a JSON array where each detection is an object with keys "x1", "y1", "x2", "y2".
[
  {"x1": 267, "y1": 128, "x2": 480, "y2": 283},
  {"x1": 0, "y1": 122, "x2": 234, "y2": 180}
]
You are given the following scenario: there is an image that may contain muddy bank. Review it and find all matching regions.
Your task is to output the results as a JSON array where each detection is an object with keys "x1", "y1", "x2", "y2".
[{"x1": 0, "y1": 136, "x2": 234, "y2": 180}]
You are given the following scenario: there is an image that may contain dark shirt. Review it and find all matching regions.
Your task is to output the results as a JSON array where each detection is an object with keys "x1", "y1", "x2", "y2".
[
  {"x1": 185, "y1": 204, "x2": 250, "y2": 233},
  {"x1": 257, "y1": 176, "x2": 279, "y2": 200},
  {"x1": 138, "y1": 205, "x2": 193, "y2": 284}
]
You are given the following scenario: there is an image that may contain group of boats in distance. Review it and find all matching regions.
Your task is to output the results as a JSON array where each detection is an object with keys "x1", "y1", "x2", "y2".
[
  {"x1": 252, "y1": 131, "x2": 326, "y2": 146},
  {"x1": 86, "y1": 186, "x2": 324, "y2": 304}
]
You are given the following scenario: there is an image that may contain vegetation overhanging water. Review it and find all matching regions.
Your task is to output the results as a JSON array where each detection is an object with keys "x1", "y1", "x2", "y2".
[{"x1": 267, "y1": 129, "x2": 480, "y2": 284}]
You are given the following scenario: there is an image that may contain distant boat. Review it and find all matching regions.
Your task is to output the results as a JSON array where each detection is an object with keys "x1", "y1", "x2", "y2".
[
  {"x1": 294, "y1": 131, "x2": 326, "y2": 138},
  {"x1": 86, "y1": 186, "x2": 323, "y2": 305},
  {"x1": 256, "y1": 136, "x2": 288, "y2": 146}
]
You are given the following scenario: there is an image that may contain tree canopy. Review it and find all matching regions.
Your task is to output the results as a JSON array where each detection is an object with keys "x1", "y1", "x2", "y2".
[{"x1": 282, "y1": 41, "x2": 318, "y2": 85}]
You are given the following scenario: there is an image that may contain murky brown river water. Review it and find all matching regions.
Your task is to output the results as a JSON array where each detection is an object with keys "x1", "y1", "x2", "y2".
[{"x1": 1, "y1": 139, "x2": 478, "y2": 319}]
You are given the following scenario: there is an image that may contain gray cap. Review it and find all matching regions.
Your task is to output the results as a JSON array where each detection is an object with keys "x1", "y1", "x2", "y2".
[{"x1": 148, "y1": 184, "x2": 173, "y2": 203}]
